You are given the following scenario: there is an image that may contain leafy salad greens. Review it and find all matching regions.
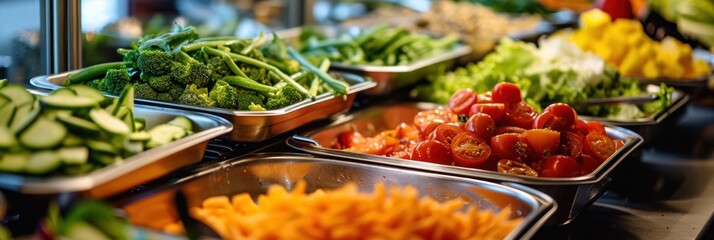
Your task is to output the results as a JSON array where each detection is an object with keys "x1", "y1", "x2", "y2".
[{"x1": 414, "y1": 37, "x2": 674, "y2": 119}]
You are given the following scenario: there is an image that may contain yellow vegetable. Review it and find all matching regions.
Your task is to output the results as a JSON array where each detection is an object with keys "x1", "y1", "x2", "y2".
[
  {"x1": 643, "y1": 60, "x2": 660, "y2": 79},
  {"x1": 620, "y1": 50, "x2": 642, "y2": 76},
  {"x1": 580, "y1": 9, "x2": 611, "y2": 38}
]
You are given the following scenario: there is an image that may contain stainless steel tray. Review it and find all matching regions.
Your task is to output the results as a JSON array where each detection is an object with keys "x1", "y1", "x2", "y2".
[
  {"x1": 287, "y1": 103, "x2": 643, "y2": 225},
  {"x1": 0, "y1": 90, "x2": 233, "y2": 197},
  {"x1": 30, "y1": 72, "x2": 375, "y2": 142},
  {"x1": 118, "y1": 153, "x2": 556, "y2": 240},
  {"x1": 276, "y1": 26, "x2": 472, "y2": 95}
]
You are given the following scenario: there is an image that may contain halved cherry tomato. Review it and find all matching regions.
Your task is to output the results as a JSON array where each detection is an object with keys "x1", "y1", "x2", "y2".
[
  {"x1": 584, "y1": 133, "x2": 616, "y2": 162},
  {"x1": 449, "y1": 89, "x2": 478, "y2": 115},
  {"x1": 478, "y1": 92, "x2": 493, "y2": 103},
  {"x1": 523, "y1": 129, "x2": 560, "y2": 160},
  {"x1": 559, "y1": 131, "x2": 584, "y2": 157},
  {"x1": 495, "y1": 126, "x2": 527, "y2": 135},
  {"x1": 504, "y1": 101, "x2": 537, "y2": 129},
  {"x1": 540, "y1": 155, "x2": 581, "y2": 178},
  {"x1": 420, "y1": 122, "x2": 442, "y2": 139},
  {"x1": 465, "y1": 113, "x2": 496, "y2": 141},
  {"x1": 451, "y1": 132, "x2": 491, "y2": 168},
  {"x1": 411, "y1": 140, "x2": 452, "y2": 165},
  {"x1": 491, "y1": 133, "x2": 531, "y2": 162},
  {"x1": 395, "y1": 123, "x2": 420, "y2": 141},
  {"x1": 492, "y1": 82, "x2": 523, "y2": 104},
  {"x1": 614, "y1": 139, "x2": 625, "y2": 149},
  {"x1": 586, "y1": 121, "x2": 606, "y2": 135},
  {"x1": 337, "y1": 130, "x2": 365, "y2": 149},
  {"x1": 469, "y1": 103, "x2": 506, "y2": 122},
  {"x1": 579, "y1": 154, "x2": 600, "y2": 175},
  {"x1": 413, "y1": 108, "x2": 456, "y2": 129},
  {"x1": 572, "y1": 119, "x2": 589, "y2": 136},
  {"x1": 428, "y1": 123, "x2": 465, "y2": 144}
]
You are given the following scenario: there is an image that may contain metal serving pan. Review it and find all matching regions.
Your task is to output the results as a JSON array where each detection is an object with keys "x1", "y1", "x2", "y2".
[
  {"x1": 117, "y1": 153, "x2": 556, "y2": 240},
  {"x1": 579, "y1": 84, "x2": 689, "y2": 145},
  {"x1": 287, "y1": 103, "x2": 643, "y2": 225},
  {"x1": 30, "y1": 72, "x2": 375, "y2": 142},
  {"x1": 0, "y1": 90, "x2": 233, "y2": 198},
  {"x1": 276, "y1": 26, "x2": 472, "y2": 95}
]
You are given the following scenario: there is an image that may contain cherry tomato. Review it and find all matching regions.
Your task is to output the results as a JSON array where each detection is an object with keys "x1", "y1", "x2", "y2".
[
  {"x1": 495, "y1": 126, "x2": 527, "y2": 135},
  {"x1": 497, "y1": 159, "x2": 539, "y2": 177},
  {"x1": 559, "y1": 131, "x2": 584, "y2": 157},
  {"x1": 540, "y1": 155, "x2": 581, "y2": 178},
  {"x1": 504, "y1": 101, "x2": 537, "y2": 129},
  {"x1": 478, "y1": 92, "x2": 493, "y2": 103},
  {"x1": 449, "y1": 89, "x2": 478, "y2": 115},
  {"x1": 492, "y1": 82, "x2": 523, "y2": 104},
  {"x1": 586, "y1": 121, "x2": 607, "y2": 135},
  {"x1": 465, "y1": 113, "x2": 496, "y2": 141},
  {"x1": 411, "y1": 140, "x2": 452, "y2": 165},
  {"x1": 428, "y1": 123, "x2": 465, "y2": 144},
  {"x1": 523, "y1": 129, "x2": 560, "y2": 160},
  {"x1": 544, "y1": 103, "x2": 577, "y2": 126},
  {"x1": 413, "y1": 108, "x2": 456, "y2": 129},
  {"x1": 491, "y1": 133, "x2": 531, "y2": 162},
  {"x1": 395, "y1": 123, "x2": 420, "y2": 141},
  {"x1": 337, "y1": 130, "x2": 365, "y2": 149},
  {"x1": 450, "y1": 132, "x2": 491, "y2": 168},
  {"x1": 614, "y1": 139, "x2": 625, "y2": 149},
  {"x1": 579, "y1": 154, "x2": 600, "y2": 175},
  {"x1": 584, "y1": 133, "x2": 616, "y2": 162},
  {"x1": 572, "y1": 119, "x2": 589, "y2": 136},
  {"x1": 469, "y1": 103, "x2": 506, "y2": 122},
  {"x1": 420, "y1": 122, "x2": 442, "y2": 139}
]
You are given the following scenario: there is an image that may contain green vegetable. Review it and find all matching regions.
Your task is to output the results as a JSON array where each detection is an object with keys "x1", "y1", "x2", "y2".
[
  {"x1": 179, "y1": 84, "x2": 216, "y2": 107},
  {"x1": 454, "y1": 0, "x2": 553, "y2": 15},
  {"x1": 65, "y1": 62, "x2": 131, "y2": 85},
  {"x1": 209, "y1": 80, "x2": 239, "y2": 109}
]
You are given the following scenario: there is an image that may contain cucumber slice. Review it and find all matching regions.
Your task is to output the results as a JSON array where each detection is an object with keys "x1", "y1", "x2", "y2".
[
  {"x1": 89, "y1": 109, "x2": 130, "y2": 135},
  {"x1": 0, "y1": 152, "x2": 29, "y2": 172},
  {"x1": 87, "y1": 140, "x2": 116, "y2": 154},
  {"x1": 56, "y1": 114, "x2": 101, "y2": 135},
  {"x1": 19, "y1": 117, "x2": 67, "y2": 149},
  {"x1": 133, "y1": 118, "x2": 146, "y2": 131},
  {"x1": 114, "y1": 106, "x2": 129, "y2": 119},
  {"x1": 0, "y1": 126, "x2": 17, "y2": 148},
  {"x1": 68, "y1": 85, "x2": 105, "y2": 102},
  {"x1": 50, "y1": 88, "x2": 77, "y2": 97},
  {"x1": 112, "y1": 84, "x2": 134, "y2": 115},
  {"x1": 0, "y1": 79, "x2": 6, "y2": 89},
  {"x1": 146, "y1": 124, "x2": 186, "y2": 148},
  {"x1": 128, "y1": 131, "x2": 151, "y2": 142},
  {"x1": 9, "y1": 103, "x2": 32, "y2": 131},
  {"x1": 58, "y1": 147, "x2": 89, "y2": 165},
  {"x1": 41, "y1": 95, "x2": 99, "y2": 110},
  {"x1": 0, "y1": 95, "x2": 10, "y2": 108},
  {"x1": 63, "y1": 164, "x2": 95, "y2": 175},
  {"x1": 123, "y1": 141, "x2": 144, "y2": 156},
  {"x1": 90, "y1": 152, "x2": 120, "y2": 166},
  {"x1": 63, "y1": 134, "x2": 84, "y2": 147},
  {"x1": 43, "y1": 110, "x2": 72, "y2": 121},
  {"x1": 99, "y1": 98, "x2": 115, "y2": 108},
  {"x1": 123, "y1": 110, "x2": 134, "y2": 132},
  {"x1": 26, "y1": 151, "x2": 61, "y2": 175},
  {"x1": 167, "y1": 116, "x2": 193, "y2": 131},
  {"x1": 0, "y1": 104, "x2": 15, "y2": 127},
  {"x1": 0, "y1": 84, "x2": 35, "y2": 107},
  {"x1": 10, "y1": 105, "x2": 40, "y2": 134}
]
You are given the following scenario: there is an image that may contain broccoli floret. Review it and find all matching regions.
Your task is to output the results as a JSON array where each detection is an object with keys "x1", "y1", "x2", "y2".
[
  {"x1": 207, "y1": 56, "x2": 230, "y2": 82},
  {"x1": 239, "y1": 65, "x2": 271, "y2": 85},
  {"x1": 168, "y1": 83, "x2": 185, "y2": 100},
  {"x1": 234, "y1": 88, "x2": 266, "y2": 111},
  {"x1": 208, "y1": 80, "x2": 238, "y2": 109},
  {"x1": 101, "y1": 67, "x2": 132, "y2": 94},
  {"x1": 174, "y1": 51, "x2": 212, "y2": 87},
  {"x1": 140, "y1": 72, "x2": 172, "y2": 92},
  {"x1": 265, "y1": 84, "x2": 305, "y2": 110},
  {"x1": 248, "y1": 102, "x2": 266, "y2": 111},
  {"x1": 85, "y1": 78, "x2": 105, "y2": 89},
  {"x1": 135, "y1": 83, "x2": 158, "y2": 100},
  {"x1": 156, "y1": 92, "x2": 175, "y2": 102},
  {"x1": 179, "y1": 84, "x2": 215, "y2": 107},
  {"x1": 137, "y1": 49, "x2": 173, "y2": 75}
]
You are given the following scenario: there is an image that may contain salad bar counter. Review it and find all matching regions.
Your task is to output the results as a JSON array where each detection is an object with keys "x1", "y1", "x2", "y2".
[{"x1": 1, "y1": 1, "x2": 714, "y2": 239}]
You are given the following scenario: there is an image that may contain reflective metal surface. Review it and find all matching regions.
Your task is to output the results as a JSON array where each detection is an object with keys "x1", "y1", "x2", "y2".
[
  {"x1": 276, "y1": 26, "x2": 472, "y2": 95},
  {"x1": 30, "y1": 72, "x2": 375, "y2": 142},
  {"x1": 119, "y1": 153, "x2": 556, "y2": 240},
  {"x1": 287, "y1": 102, "x2": 643, "y2": 225},
  {"x1": 0, "y1": 90, "x2": 233, "y2": 197}
]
